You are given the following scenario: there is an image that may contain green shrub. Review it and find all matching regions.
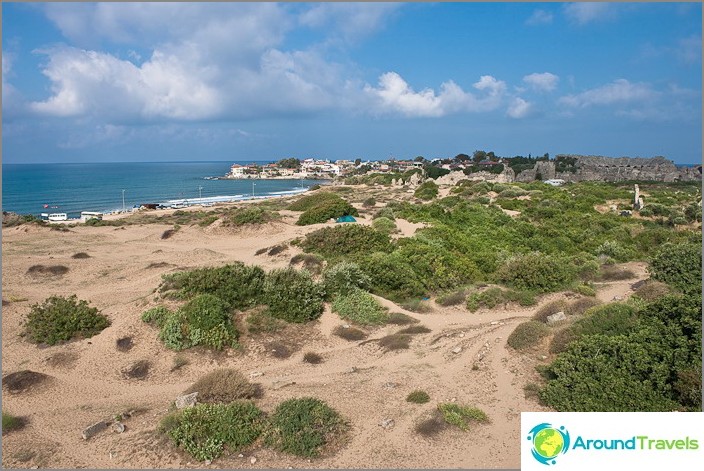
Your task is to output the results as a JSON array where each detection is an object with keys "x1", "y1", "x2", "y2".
[
  {"x1": 166, "y1": 401, "x2": 265, "y2": 461},
  {"x1": 496, "y1": 253, "x2": 576, "y2": 292},
  {"x1": 466, "y1": 287, "x2": 504, "y2": 312},
  {"x1": 362, "y1": 197, "x2": 376, "y2": 207},
  {"x1": 289, "y1": 253, "x2": 325, "y2": 275},
  {"x1": 533, "y1": 300, "x2": 567, "y2": 323},
  {"x1": 158, "y1": 294, "x2": 239, "y2": 351},
  {"x1": 2, "y1": 412, "x2": 26, "y2": 434},
  {"x1": 263, "y1": 268, "x2": 325, "y2": 323},
  {"x1": 414, "y1": 181, "x2": 439, "y2": 200},
  {"x1": 549, "y1": 303, "x2": 636, "y2": 354},
  {"x1": 437, "y1": 403, "x2": 489, "y2": 431},
  {"x1": 573, "y1": 284, "x2": 597, "y2": 297},
  {"x1": 565, "y1": 297, "x2": 602, "y2": 317},
  {"x1": 597, "y1": 265, "x2": 636, "y2": 281},
  {"x1": 507, "y1": 321, "x2": 551, "y2": 350},
  {"x1": 141, "y1": 306, "x2": 171, "y2": 328},
  {"x1": 296, "y1": 199, "x2": 359, "y2": 226},
  {"x1": 331, "y1": 289, "x2": 388, "y2": 325},
  {"x1": 184, "y1": 369, "x2": 260, "y2": 403},
  {"x1": 332, "y1": 325, "x2": 367, "y2": 341},
  {"x1": 373, "y1": 207, "x2": 396, "y2": 220},
  {"x1": 224, "y1": 207, "x2": 277, "y2": 226},
  {"x1": 504, "y1": 289, "x2": 537, "y2": 306},
  {"x1": 23, "y1": 295, "x2": 110, "y2": 346},
  {"x1": 638, "y1": 207, "x2": 654, "y2": 217},
  {"x1": 160, "y1": 263, "x2": 265, "y2": 309},
  {"x1": 322, "y1": 262, "x2": 371, "y2": 298},
  {"x1": 265, "y1": 397, "x2": 348, "y2": 457},
  {"x1": 378, "y1": 333, "x2": 412, "y2": 350},
  {"x1": 372, "y1": 217, "x2": 397, "y2": 235},
  {"x1": 436, "y1": 289, "x2": 467, "y2": 306},
  {"x1": 649, "y1": 243, "x2": 702, "y2": 294},
  {"x1": 400, "y1": 298, "x2": 433, "y2": 313},
  {"x1": 302, "y1": 224, "x2": 393, "y2": 258},
  {"x1": 289, "y1": 192, "x2": 343, "y2": 211},
  {"x1": 406, "y1": 390, "x2": 430, "y2": 404}
]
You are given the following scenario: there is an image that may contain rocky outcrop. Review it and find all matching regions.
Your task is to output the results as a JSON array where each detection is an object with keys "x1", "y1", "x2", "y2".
[
  {"x1": 435, "y1": 167, "x2": 515, "y2": 186},
  {"x1": 555, "y1": 155, "x2": 701, "y2": 182}
]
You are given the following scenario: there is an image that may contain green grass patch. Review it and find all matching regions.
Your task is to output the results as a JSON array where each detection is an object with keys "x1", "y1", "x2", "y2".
[
  {"x1": 406, "y1": 390, "x2": 430, "y2": 404},
  {"x1": 437, "y1": 403, "x2": 489, "y2": 431}
]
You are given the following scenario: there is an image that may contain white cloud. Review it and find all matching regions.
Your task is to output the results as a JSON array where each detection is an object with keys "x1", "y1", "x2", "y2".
[
  {"x1": 526, "y1": 9, "x2": 554, "y2": 26},
  {"x1": 676, "y1": 35, "x2": 702, "y2": 65},
  {"x1": 563, "y1": 3, "x2": 616, "y2": 25},
  {"x1": 507, "y1": 98, "x2": 532, "y2": 119},
  {"x1": 298, "y1": 3, "x2": 401, "y2": 42},
  {"x1": 558, "y1": 79, "x2": 656, "y2": 108},
  {"x1": 363, "y1": 72, "x2": 506, "y2": 118},
  {"x1": 522, "y1": 72, "x2": 560, "y2": 92}
]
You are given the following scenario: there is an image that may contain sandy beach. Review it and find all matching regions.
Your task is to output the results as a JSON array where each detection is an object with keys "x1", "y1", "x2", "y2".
[{"x1": 1, "y1": 192, "x2": 649, "y2": 469}]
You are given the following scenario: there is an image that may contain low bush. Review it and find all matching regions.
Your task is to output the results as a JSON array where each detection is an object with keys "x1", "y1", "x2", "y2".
[
  {"x1": 289, "y1": 192, "x2": 343, "y2": 212},
  {"x1": 397, "y1": 325, "x2": 431, "y2": 335},
  {"x1": 649, "y1": 243, "x2": 702, "y2": 294},
  {"x1": 2, "y1": 370, "x2": 51, "y2": 394},
  {"x1": 436, "y1": 289, "x2": 467, "y2": 307},
  {"x1": 573, "y1": 284, "x2": 597, "y2": 297},
  {"x1": 122, "y1": 360, "x2": 150, "y2": 379},
  {"x1": 466, "y1": 287, "x2": 504, "y2": 312},
  {"x1": 246, "y1": 309, "x2": 286, "y2": 334},
  {"x1": 265, "y1": 397, "x2": 348, "y2": 458},
  {"x1": 303, "y1": 352, "x2": 324, "y2": 364},
  {"x1": 263, "y1": 268, "x2": 325, "y2": 323},
  {"x1": 26, "y1": 265, "x2": 69, "y2": 276},
  {"x1": 386, "y1": 312, "x2": 419, "y2": 325},
  {"x1": 141, "y1": 306, "x2": 171, "y2": 328},
  {"x1": 632, "y1": 280, "x2": 672, "y2": 301},
  {"x1": 437, "y1": 403, "x2": 489, "y2": 431},
  {"x1": 71, "y1": 252, "x2": 91, "y2": 259},
  {"x1": 296, "y1": 199, "x2": 359, "y2": 226},
  {"x1": 400, "y1": 298, "x2": 433, "y2": 313},
  {"x1": 23, "y1": 295, "x2": 110, "y2": 346},
  {"x1": 371, "y1": 217, "x2": 397, "y2": 235},
  {"x1": 331, "y1": 289, "x2": 388, "y2": 325},
  {"x1": 549, "y1": 327, "x2": 580, "y2": 354},
  {"x1": 378, "y1": 333, "x2": 412, "y2": 351},
  {"x1": 302, "y1": 224, "x2": 393, "y2": 258},
  {"x1": 2, "y1": 412, "x2": 27, "y2": 435},
  {"x1": 160, "y1": 262, "x2": 265, "y2": 309},
  {"x1": 289, "y1": 253, "x2": 325, "y2": 275},
  {"x1": 507, "y1": 321, "x2": 551, "y2": 350},
  {"x1": 158, "y1": 294, "x2": 238, "y2": 351},
  {"x1": 322, "y1": 262, "x2": 371, "y2": 298},
  {"x1": 414, "y1": 181, "x2": 439, "y2": 200},
  {"x1": 533, "y1": 300, "x2": 567, "y2": 323},
  {"x1": 223, "y1": 207, "x2": 277, "y2": 226},
  {"x1": 358, "y1": 252, "x2": 425, "y2": 301},
  {"x1": 166, "y1": 401, "x2": 265, "y2": 461},
  {"x1": 564, "y1": 297, "x2": 602, "y2": 317},
  {"x1": 362, "y1": 197, "x2": 376, "y2": 207},
  {"x1": 597, "y1": 265, "x2": 636, "y2": 281},
  {"x1": 185, "y1": 369, "x2": 261, "y2": 403},
  {"x1": 496, "y1": 253, "x2": 576, "y2": 293},
  {"x1": 373, "y1": 207, "x2": 396, "y2": 220},
  {"x1": 332, "y1": 325, "x2": 367, "y2": 341},
  {"x1": 406, "y1": 390, "x2": 430, "y2": 404}
]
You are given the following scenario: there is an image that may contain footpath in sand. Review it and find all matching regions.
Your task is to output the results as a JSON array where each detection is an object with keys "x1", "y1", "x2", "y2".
[{"x1": 1, "y1": 209, "x2": 649, "y2": 469}]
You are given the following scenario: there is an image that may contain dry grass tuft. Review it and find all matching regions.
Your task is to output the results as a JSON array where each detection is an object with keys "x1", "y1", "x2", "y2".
[
  {"x1": 397, "y1": 325, "x2": 431, "y2": 335},
  {"x1": 386, "y1": 312, "x2": 419, "y2": 325},
  {"x1": 71, "y1": 252, "x2": 91, "y2": 259},
  {"x1": 26, "y1": 265, "x2": 69, "y2": 276},
  {"x1": 185, "y1": 368, "x2": 262, "y2": 403},
  {"x1": 303, "y1": 352, "x2": 324, "y2": 364},
  {"x1": 332, "y1": 325, "x2": 367, "y2": 341},
  {"x1": 2, "y1": 370, "x2": 52, "y2": 394},
  {"x1": 378, "y1": 333, "x2": 412, "y2": 351},
  {"x1": 122, "y1": 360, "x2": 150, "y2": 380}
]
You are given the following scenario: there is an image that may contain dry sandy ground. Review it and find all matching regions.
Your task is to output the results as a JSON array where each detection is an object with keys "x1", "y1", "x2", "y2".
[{"x1": 1, "y1": 203, "x2": 648, "y2": 469}]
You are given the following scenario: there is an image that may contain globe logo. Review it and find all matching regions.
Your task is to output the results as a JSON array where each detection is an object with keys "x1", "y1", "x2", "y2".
[{"x1": 527, "y1": 423, "x2": 570, "y2": 465}]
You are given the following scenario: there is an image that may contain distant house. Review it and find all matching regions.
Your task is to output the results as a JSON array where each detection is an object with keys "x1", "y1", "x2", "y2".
[{"x1": 230, "y1": 164, "x2": 246, "y2": 178}]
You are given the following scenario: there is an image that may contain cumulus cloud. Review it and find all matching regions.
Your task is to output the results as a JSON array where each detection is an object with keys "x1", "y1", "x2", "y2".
[
  {"x1": 523, "y1": 72, "x2": 560, "y2": 92},
  {"x1": 563, "y1": 3, "x2": 617, "y2": 25},
  {"x1": 506, "y1": 98, "x2": 532, "y2": 119},
  {"x1": 526, "y1": 9, "x2": 554, "y2": 26},
  {"x1": 363, "y1": 72, "x2": 507, "y2": 118}
]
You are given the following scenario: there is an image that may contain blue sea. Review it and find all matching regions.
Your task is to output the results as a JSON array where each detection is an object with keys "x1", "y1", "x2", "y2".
[{"x1": 2, "y1": 161, "x2": 322, "y2": 217}]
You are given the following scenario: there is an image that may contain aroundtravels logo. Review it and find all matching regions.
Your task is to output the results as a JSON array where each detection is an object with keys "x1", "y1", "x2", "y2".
[{"x1": 527, "y1": 423, "x2": 571, "y2": 465}]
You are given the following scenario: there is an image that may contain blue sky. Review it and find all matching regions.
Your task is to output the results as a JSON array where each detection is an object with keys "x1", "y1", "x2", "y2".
[{"x1": 2, "y1": 2, "x2": 702, "y2": 164}]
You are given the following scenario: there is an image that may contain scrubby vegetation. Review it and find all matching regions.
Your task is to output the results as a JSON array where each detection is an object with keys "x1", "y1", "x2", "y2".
[
  {"x1": 331, "y1": 288, "x2": 388, "y2": 325},
  {"x1": 265, "y1": 397, "x2": 348, "y2": 457},
  {"x1": 372, "y1": 216, "x2": 397, "y2": 235},
  {"x1": 223, "y1": 207, "x2": 279, "y2": 226},
  {"x1": 164, "y1": 401, "x2": 265, "y2": 461},
  {"x1": 649, "y1": 243, "x2": 702, "y2": 294},
  {"x1": 263, "y1": 268, "x2": 325, "y2": 323},
  {"x1": 507, "y1": 321, "x2": 551, "y2": 350},
  {"x1": 302, "y1": 224, "x2": 393, "y2": 258},
  {"x1": 332, "y1": 325, "x2": 367, "y2": 341},
  {"x1": 406, "y1": 390, "x2": 430, "y2": 404},
  {"x1": 437, "y1": 403, "x2": 489, "y2": 431},
  {"x1": 2, "y1": 412, "x2": 27, "y2": 434},
  {"x1": 297, "y1": 199, "x2": 358, "y2": 226},
  {"x1": 414, "y1": 181, "x2": 439, "y2": 200},
  {"x1": 23, "y1": 295, "x2": 110, "y2": 345},
  {"x1": 466, "y1": 287, "x2": 536, "y2": 312},
  {"x1": 323, "y1": 262, "x2": 371, "y2": 298},
  {"x1": 185, "y1": 369, "x2": 261, "y2": 403}
]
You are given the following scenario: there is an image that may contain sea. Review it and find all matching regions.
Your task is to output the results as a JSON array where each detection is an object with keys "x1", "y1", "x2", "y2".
[{"x1": 1, "y1": 161, "x2": 323, "y2": 218}]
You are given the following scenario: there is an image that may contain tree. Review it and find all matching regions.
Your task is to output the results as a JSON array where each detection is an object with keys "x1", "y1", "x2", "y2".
[
  {"x1": 472, "y1": 150, "x2": 487, "y2": 163},
  {"x1": 277, "y1": 158, "x2": 300, "y2": 169},
  {"x1": 414, "y1": 156, "x2": 426, "y2": 162},
  {"x1": 455, "y1": 153, "x2": 470, "y2": 162},
  {"x1": 487, "y1": 151, "x2": 497, "y2": 161},
  {"x1": 354, "y1": 158, "x2": 362, "y2": 166}
]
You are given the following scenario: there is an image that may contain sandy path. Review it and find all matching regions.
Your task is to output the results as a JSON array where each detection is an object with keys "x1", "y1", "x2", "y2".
[{"x1": 1, "y1": 219, "x2": 648, "y2": 469}]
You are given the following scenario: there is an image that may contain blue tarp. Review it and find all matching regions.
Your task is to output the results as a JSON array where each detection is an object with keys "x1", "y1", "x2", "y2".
[{"x1": 335, "y1": 215, "x2": 357, "y2": 223}]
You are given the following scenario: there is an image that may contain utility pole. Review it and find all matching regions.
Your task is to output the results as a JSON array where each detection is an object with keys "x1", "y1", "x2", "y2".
[
  {"x1": 122, "y1": 189, "x2": 125, "y2": 212},
  {"x1": 199, "y1": 186, "x2": 203, "y2": 199},
  {"x1": 252, "y1": 182, "x2": 256, "y2": 198}
]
